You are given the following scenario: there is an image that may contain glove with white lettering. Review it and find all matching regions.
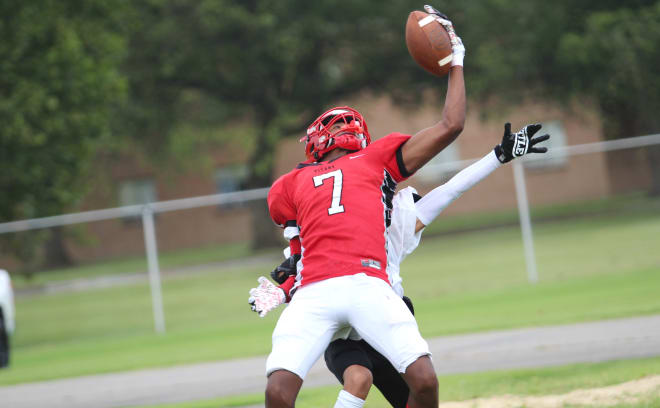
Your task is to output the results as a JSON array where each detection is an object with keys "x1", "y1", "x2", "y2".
[
  {"x1": 423, "y1": 5, "x2": 465, "y2": 66},
  {"x1": 494, "y1": 123, "x2": 550, "y2": 163},
  {"x1": 248, "y1": 277, "x2": 286, "y2": 318}
]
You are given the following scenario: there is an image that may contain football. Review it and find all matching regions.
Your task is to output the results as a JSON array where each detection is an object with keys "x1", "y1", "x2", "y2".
[{"x1": 405, "y1": 10, "x2": 453, "y2": 77}]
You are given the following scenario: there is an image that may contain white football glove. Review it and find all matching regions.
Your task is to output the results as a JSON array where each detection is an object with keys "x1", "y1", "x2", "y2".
[
  {"x1": 423, "y1": 5, "x2": 465, "y2": 67},
  {"x1": 248, "y1": 276, "x2": 286, "y2": 318}
]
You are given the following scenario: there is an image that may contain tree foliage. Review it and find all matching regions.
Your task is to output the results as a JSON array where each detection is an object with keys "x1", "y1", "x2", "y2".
[
  {"x1": 558, "y1": 1, "x2": 660, "y2": 137},
  {"x1": 119, "y1": 0, "x2": 660, "y2": 171},
  {"x1": 0, "y1": 0, "x2": 127, "y2": 267},
  {"x1": 119, "y1": 0, "x2": 660, "y2": 245},
  {"x1": 120, "y1": 0, "x2": 423, "y2": 246},
  {"x1": 4, "y1": 1, "x2": 660, "y2": 257},
  {"x1": 120, "y1": 1, "x2": 418, "y2": 166},
  {"x1": 0, "y1": 0, "x2": 127, "y2": 220},
  {"x1": 445, "y1": 0, "x2": 659, "y2": 133},
  {"x1": 446, "y1": 0, "x2": 660, "y2": 193}
]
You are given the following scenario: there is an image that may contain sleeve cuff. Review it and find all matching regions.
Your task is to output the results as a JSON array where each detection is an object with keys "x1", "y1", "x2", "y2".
[
  {"x1": 489, "y1": 149, "x2": 506, "y2": 166},
  {"x1": 396, "y1": 145, "x2": 413, "y2": 178}
]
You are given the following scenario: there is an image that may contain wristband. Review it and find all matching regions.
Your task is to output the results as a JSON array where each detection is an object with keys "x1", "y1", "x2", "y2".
[{"x1": 452, "y1": 53, "x2": 464, "y2": 67}]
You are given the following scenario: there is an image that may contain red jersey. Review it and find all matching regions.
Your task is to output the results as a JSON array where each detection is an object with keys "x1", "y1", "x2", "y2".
[{"x1": 268, "y1": 133, "x2": 412, "y2": 290}]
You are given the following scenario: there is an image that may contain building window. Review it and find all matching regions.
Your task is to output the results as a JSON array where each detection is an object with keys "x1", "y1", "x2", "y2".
[
  {"x1": 118, "y1": 179, "x2": 157, "y2": 222},
  {"x1": 523, "y1": 120, "x2": 568, "y2": 169},
  {"x1": 119, "y1": 179, "x2": 157, "y2": 207},
  {"x1": 414, "y1": 143, "x2": 461, "y2": 182},
  {"x1": 214, "y1": 164, "x2": 248, "y2": 208}
]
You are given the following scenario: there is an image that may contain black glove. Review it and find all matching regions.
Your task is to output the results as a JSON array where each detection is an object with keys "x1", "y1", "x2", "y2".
[
  {"x1": 494, "y1": 123, "x2": 550, "y2": 163},
  {"x1": 270, "y1": 254, "x2": 300, "y2": 284}
]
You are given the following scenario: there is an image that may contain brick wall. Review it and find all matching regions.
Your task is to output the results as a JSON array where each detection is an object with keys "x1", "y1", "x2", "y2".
[{"x1": 5, "y1": 96, "x2": 652, "y2": 267}]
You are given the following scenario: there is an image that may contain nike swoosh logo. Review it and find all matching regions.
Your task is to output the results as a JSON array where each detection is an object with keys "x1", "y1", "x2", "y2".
[{"x1": 349, "y1": 154, "x2": 365, "y2": 159}]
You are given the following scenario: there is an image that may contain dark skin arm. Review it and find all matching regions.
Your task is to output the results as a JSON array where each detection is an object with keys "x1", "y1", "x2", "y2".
[
  {"x1": 400, "y1": 65, "x2": 466, "y2": 174},
  {"x1": 324, "y1": 68, "x2": 464, "y2": 230}
]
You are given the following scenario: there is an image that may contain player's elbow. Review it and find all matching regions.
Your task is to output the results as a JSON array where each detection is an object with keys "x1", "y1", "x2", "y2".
[
  {"x1": 429, "y1": 120, "x2": 463, "y2": 149},
  {"x1": 445, "y1": 117, "x2": 464, "y2": 137}
]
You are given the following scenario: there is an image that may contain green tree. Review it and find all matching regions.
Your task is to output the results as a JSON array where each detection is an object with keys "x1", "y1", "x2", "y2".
[
  {"x1": 442, "y1": 0, "x2": 660, "y2": 192},
  {"x1": 120, "y1": 1, "x2": 660, "y2": 250},
  {"x1": 121, "y1": 0, "x2": 424, "y2": 247},
  {"x1": 558, "y1": 2, "x2": 660, "y2": 193},
  {"x1": 0, "y1": 0, "x2": 127, "y2": 271}
]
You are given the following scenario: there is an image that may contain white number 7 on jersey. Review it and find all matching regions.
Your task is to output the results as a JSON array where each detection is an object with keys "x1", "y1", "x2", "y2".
[{"x1": 313, "y1": 169, "x2": 345, "y2": 215}]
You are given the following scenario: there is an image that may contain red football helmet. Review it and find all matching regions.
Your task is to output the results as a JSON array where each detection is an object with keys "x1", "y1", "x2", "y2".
[{"x1": 301, "y1": 106, "x2": 371, "y2": 161}]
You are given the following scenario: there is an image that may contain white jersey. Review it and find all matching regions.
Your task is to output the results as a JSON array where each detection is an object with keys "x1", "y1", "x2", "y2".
[
  {"x1": 386, "y1": 186, "x2": 423, "y2": 297},
  {"x1": 386, "y1": 152, "x2": 501, "y2": 295}
]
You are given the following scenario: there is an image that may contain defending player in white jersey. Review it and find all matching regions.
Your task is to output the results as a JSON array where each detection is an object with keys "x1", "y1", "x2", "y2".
[{"x1": 250, "y1": 121, "x2": 549, "y2": 407}]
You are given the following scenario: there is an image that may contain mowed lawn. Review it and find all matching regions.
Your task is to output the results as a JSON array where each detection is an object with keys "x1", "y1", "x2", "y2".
[{"x1": 2, "y1": 200, "x2": 660, "y2": 385}]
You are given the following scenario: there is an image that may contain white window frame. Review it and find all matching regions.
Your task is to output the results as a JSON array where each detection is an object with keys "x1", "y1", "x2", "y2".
[
  {"x1": 118, "y1": 179, "x2": 157, "y2": 207},
  {"x1": 214, "y1": 164, "x2": 249, "y2": 208}
]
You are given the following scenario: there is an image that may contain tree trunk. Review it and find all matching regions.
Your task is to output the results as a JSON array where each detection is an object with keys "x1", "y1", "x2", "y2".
[
  {"x1": 43, "y1": 226, "x2": 74, "y2": 269},
  {"x1": 248, "y1": 199, "x2": 283, "y2": 249},
  {"x1": 602, "y1": 109, "x2": 660, "y2": 197},
  {"x1": 245, "y1": 115, "x2": 286, "y2": 250},
  {"x1": 244, "y1": 107, "x2": 317, "y2": 249},
  {"x1": 5, "y1": 230, "x2": 48, "y2": 279}
]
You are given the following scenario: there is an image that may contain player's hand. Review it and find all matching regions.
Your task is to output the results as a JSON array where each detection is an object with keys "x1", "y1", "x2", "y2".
[
  {"x1": 423, "y1": 5, "x2": 465, "y2": 66},
  {"x1": 270, "y1": 254, "x2": 300, "y2": 285},
  {"x1": 248, "y1": 277, "x2": 286, "y2": 318},
  {"x1": 494, "y1": 123, "x2": 550, "y2": 163}
]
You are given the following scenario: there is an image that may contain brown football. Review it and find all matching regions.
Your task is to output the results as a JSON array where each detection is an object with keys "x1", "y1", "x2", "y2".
[{"x1": 405, "y1": 10, "x2": 453, "y2": 77}]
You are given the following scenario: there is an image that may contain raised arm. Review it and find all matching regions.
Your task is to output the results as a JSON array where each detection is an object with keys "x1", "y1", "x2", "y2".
[
  {"x1": 414, "y1": 122, "x2": 550, "y2": 232},
  {"x1": 400, "y1": 8, "x2": 466, "y2": 174}
]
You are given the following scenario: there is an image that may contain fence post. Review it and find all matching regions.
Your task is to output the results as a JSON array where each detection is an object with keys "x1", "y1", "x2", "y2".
[
  {"x1": 142, "y1": 205, "x2": 166, "y2": 334},
  {"x1": 512, "y1": 161, "x2": 539, "y2": 283}
]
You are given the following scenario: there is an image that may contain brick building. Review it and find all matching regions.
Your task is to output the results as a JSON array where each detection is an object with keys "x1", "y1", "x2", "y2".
[{"x1": 10, "y1": 95, "x2": 654, "y2": 265}]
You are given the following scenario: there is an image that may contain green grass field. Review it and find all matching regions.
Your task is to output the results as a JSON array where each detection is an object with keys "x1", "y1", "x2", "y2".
[
  {"x1": 2, "y1": 194, "x2": 659, "y2": 387},
  {"x1": 11, "y1": 242, "x2": 253, "y2": 289},
  {"x1": 139, "y1": 356, "x2": 660, "y2": 407}
]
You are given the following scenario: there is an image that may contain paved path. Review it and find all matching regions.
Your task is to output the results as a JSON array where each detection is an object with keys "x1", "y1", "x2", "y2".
[{"x1": 2, "y1": 315, "x2": 660, "y2": 408}]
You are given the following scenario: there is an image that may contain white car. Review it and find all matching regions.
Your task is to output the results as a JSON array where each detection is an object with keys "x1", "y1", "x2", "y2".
[{"x1": 0, "y1": 269, "x2": 15, "y2": 367}]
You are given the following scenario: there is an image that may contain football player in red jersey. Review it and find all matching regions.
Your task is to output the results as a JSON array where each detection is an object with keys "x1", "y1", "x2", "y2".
[
  {"x1": 251, "y1": 121, "x2": 550, "y2": 407},
  {"x1": 263, "y1": 9, "x2": 465, "y2": 408}
]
